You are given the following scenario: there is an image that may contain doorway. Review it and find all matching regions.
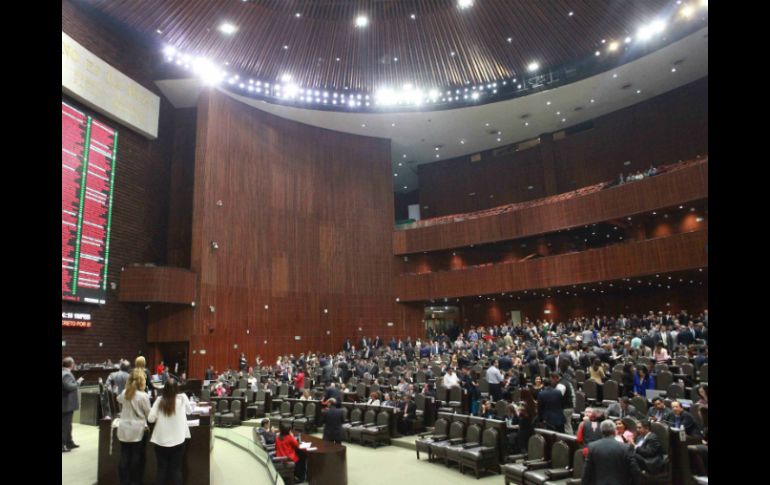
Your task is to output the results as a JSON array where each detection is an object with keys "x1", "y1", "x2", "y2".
[
  {"x1": 424, "y1": 305, "x2": 460, "y2": 340},
  {"x1": 155, "y1": 342, "x2": 189, "y2": 378}
]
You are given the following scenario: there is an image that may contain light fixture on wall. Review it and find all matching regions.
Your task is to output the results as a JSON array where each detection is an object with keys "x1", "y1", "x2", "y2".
[
  {"x1": 211, "y1": 241, "x2": 219, "y2": 250},
  {"x1": 209, "y1": 305, "x2": 216, "y2": 313}
]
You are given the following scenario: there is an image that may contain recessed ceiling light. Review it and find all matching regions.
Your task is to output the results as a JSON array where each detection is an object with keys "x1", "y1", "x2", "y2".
[
  {"x1": 671, "y1": 67, "x2": 677, "y2": 72},
  {"x1": 451, "y1": 51, "x2": 456, "y2": 56},
  {"x1": 410, "y1": 14, "x2": 416, "y2": 19},
  {"x1": 636, "y1": 89, "x2": 642, "y2": 94},
  {"x1": 460, "y1": 140, "x2": 465, "y2": 144},
  {"x1": 398, "y1": 162, "x2": 402, "y2": 166},
  {"x1": 336, "y1": 58, "x2": 341, "y2": 62},
  {"x1": 497, "y1": 138, "x2": 501, "y2": 142},
  {"x1": 524, "y1": 122, "x2": 529, "y2": 126},
  {"x1": 156, "y1": 29, "x2": 163, "y2": 34},
  {"x1": 283, "y1": 45, "x2": 289, "y2": 50},
  {"x1": 527, "y1": 62, "x2": 540, "y2": 72},
  {"x1": 569, "y1": 11, "x2": 574, "y2": 16},
  {"x1": 625, "y1": 36, "x2": 633, "y2": 43},
  {"x1": 507, "y1": 37, "x2": 513, "y2": 43},
  {"x1": 612, "y1": 73, "x2": 618, "y2": 78},
  {"x1": 391, "y1": 123, "x2": 396, "y2": 127},
  {"x1": 355, "y1": 15, "x2": 369, "y2": 28},
  {"x1": 393, "y1": 57, "x2": 398, "y2": 62},
  {"x1": 608, "y1": 41, "x2": 619, "y2": 52},
  {"x1": 458, "y1": 0, "x2": 474, "y2": 9},
  {"x1": 403, "y1": 186, "x2": 408, "y2": 189},
  {"x1": 595, "y1": 51, "x2": 600, "y2": 56},
  {"x1": 590, "y1": 99, "x2": 595, "y2": 103},
  {"x1": 680, "y1": 5, "x2": 695, "y2": 18},
  {"x1": 295, "y1": 12, "x2": 301, "y2": 18},
  {"x1": 394, "y1": 173, "x2": 398, "y2": 177},
  {"x1": 218, "y1": 22, "x2": 238, "y2": 35},
  {"x1": 361, "y1": 123, "x2": 366, "y2": 127},
  {"x1": 546, "y1": 101, "x2": 551, "y2": 106},
  {"x1": 403, "y1": 154, "x2": 407, "y2": 158}
]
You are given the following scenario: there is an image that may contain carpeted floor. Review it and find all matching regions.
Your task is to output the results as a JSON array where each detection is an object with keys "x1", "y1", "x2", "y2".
[{"x1": 63, "y1": 423, "x2": 502, "y2": 484}]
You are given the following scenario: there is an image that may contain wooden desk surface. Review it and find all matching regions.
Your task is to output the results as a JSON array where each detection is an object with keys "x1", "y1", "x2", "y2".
[{"x1": 300, "y1": 435, "x2": 347, "y2": 485}]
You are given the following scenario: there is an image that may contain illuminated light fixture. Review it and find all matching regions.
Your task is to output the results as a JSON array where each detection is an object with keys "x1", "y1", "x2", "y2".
[
  {"x1": 355, "y1": 15, "x2": 369, "y2": 28},
  {"x1": 192, "y1": 57, "x2": 225, "y2": 85},
  {"x1": 471, "y1": 92, "x2": 479, "y2": 100},
  {"x1": 295, "y1": 12, "x2": 301, "y2": 18},
  {"x1": 283, "y1": 83, "x2": 299, "y2": 98},
  {"x1": 595, "y1": 51, "x2": 600, "y2": 56},
  {"x1": 680, "y1": 4, "x2": 695, "y2": 18},
  {"x1": 280, "y1": 74, "x2": 292, "y2": 82},
  {"x1": 524, "y1": 122, "x2": 529, "y2": 126},
  {"x1": 403, "y1": 186, "x2": 408, "y2": 189},
  {"x1": 460, "y1": 140, "x2": 465, "y2": 144},
  {"x1": 393, "y1": 57, "x2": 398, "y2": 62},
  {"x1": 590, "y1": 98, "x2": 595, "y2": 103},
  {"x1": 569, "y1": 11, "x2": 574, "y2": 16},
  {"x1": 625, "y1": 36, "x2": 633, "y2": 44},
  {"x1": 527, "y1": 62, "x2": 540, "y2": 72},
  {"x1": 636, "y1": 89, "x2": 642, "y2": 94},
  {"x1": 700, "y1": 0, "x2": 708, "y2": 8},
  {"x1": 613, "y1": 73, "x2": 618, "y2": 78},
  {"x1": 608, "y1": 41, "x2": 619, "y2": 52},
  {"x1": 637, "y1": 20, "x2": 666, "y2": 41},
  {"x1": 671, "y1": 67, "x2": 677, "y2": 72},
  {"x1": 410, "y1": 14, "x2": 416, "y2": 19},
  {"x1": 218, "y1": 22, "x2": 238, "y2": 35},
  {"x1": 458, "y1": 0, "x2": 474, "y2": 9},
  {"x1": 163, "y1": 46, "x2": 176, "y2": 57},
  {"x1": 507, "y1": 37, "x2": 512, "y2": 43}
]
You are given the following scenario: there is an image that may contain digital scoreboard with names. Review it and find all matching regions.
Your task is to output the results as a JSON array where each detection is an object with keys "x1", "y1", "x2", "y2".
[{"x1": 62, "y1": 101, "x2": 118, "y2": 305}]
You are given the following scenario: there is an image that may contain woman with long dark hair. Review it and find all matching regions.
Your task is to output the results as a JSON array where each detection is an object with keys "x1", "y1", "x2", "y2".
[
  {"x1": 633, "y1": 366, "x2": 655, "y2": 397},
  {"x1": 148, "y1": 378, "x2": 192, "y2": 485},
  {"x1": 275, "y1": 423, "x2": 306, "y2": 483}
]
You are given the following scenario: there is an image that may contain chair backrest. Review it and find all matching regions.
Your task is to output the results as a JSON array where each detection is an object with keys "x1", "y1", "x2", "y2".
[
  {"x1": 481, "y1": 426, "x2": 498, "y2": 448},
  {"x1": 495, "y1": 400, "x2": 508, "y2": 419},
  {"x1": 436, "y1": 385, "x2": 448, "y2": 402},
  {"x1": 575, "y1": 369, "x2": 586, "y2": 383},
  {"x1": 292, "y1": 401, "x2": 304, "y2": 416},
  {"x1": 449, "y1": 385, "x2": 463, "y2": 403},
  {"x1": 231, "y1": 399, "x2": 242, "y2": 416},
  {"x1": 341, "y1": 407, "x2": 349, "y2": 422},
  {"x1": 569, "y1": 390, "x2": 583, "y2": 413},
  {"x1": 666, "y1": 383, "x2": 684, "y2": 399},
  {"x1": 582, "y1": 379, "x2": 598, "y2": 399},
  {"x1": 465, "y1": 423, "x2": 482, "y2": 444},
  {"x1": 479, "y1": 377, "x2": 489, "y2": 393},
  {"x1": 654, "y1": 364, "x2": 669, "y2": 374},
  {"x1": 239, "y1": 379, "x2": 248, "y2": 389},
  {"x1": 305, "y1": 402, "x2": 316, "y2": 419},
  {"x1": 350, "y1": 406, "x2": 363, "y2": 423},
  {"x1": 433, "y1": 417, "x2": 449, "y2": 436},
  {"x1": 551, "y1": 441, "x2": 571, "y2": 468},
  {"x1": 357, "y1": 384, "x2": 367, "y2": 399},
  {"x1": 448, "y1": 421, "x2": 465, "y2": 440},
  {"x1": 527, "y1": 434, "x2": 546, "y2": 460},
  {"x1": 233, "y1": 389, "x2": 245, "y2": 398},
  {"x1": 572, "y1": 448, "x2": 585, "y2": 478},
  {"x1": 699, "y1": 364, "x2": 708, "y2": 382},
  {"x1": 511, "y1": 388, "x2": 522, "y2": 403},
  {"x1": 610, "y1": 371, "x2": 624, "y2": 383},
  {"x1": 279, "y1": 383, "x2": 289, "y2": 397},
  {"x1": 363, "y1": 409, "x2": 377, "y2": 425},
  {"x1": 631, "y1": 395, "x2": 647, "y2": 415},
  {"x1": 416, "y1": 371, "x2": 426, "y2": 384},
  {"x1": 376, "y1": 410, "x2": 390, "y2": 427},
  {"x1": 650, "y1": 421, "x2": 670, "y2": 455},
  {"x1": 415, "y1": 393, "x2": 426, "y2": 411},
  {"x1": 280, "y1": 401, "x2": 291, "y2": 415},
  {"x1": 246, "y1": 389, "x2": 254, "y2": 402},
  {"x1": 256, "y1": 389, "x2": 266, "y2": 402},
  {"x1": 201, "y1": 388, "x2": 211, "y2": 401},
  {"x1": 268, "y1": 383, "x2": 277, "y2": 394},
  {"x1": 680, "y1": 363, "x2": 695, "y2": 379},
  {"x1": 603, "y1": 380, "x2": 619, "y2": 401},
  {"x1": 613, "y1": 364, "x2": 625, "y2": 373},
  {"x1": 656, "y1": 371, "x2": 673, "y2": 390},
  {"x1": 370, "y1": 383, "x2": 380, "y2": 394}
]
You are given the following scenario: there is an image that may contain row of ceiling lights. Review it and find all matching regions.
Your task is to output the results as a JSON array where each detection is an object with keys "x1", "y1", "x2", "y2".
[{"x1": 161, "y1": 1, "x2": 706, "y2": 110}]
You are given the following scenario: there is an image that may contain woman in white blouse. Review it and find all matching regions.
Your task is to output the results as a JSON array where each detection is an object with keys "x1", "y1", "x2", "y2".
[
  {"x1": 148, "y1": 378, "x2": 192, "y2": 485},
  {"x1": 117, "y1": 369, "x2": 151, "y2": 485}
]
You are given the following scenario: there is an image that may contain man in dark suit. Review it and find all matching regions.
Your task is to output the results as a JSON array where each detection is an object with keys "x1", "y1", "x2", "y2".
[
  {"x1": 607, "y1": 398, "x2": 639, "y2": 419},
  {"x1": 582, "y1": 420, "x2": 640, "y2": 485},
  {"x1": 373, "y1": 336, "x2": 383, "y2": 349},
  {"x1": 665, "y1": 401, "x2": 701, "y2": 437},
  {"x1": 397, "y1": 394, "x2": 417, "y2": 436},
  {"x1": 323, "y1": 383, "x2": 342, "y2": 408},
  {"x1": 631, "y1": 420, "x2": 664, "y2": 474},
  {"x1": 537, "y1": 380, "x2": 565, "y2": 431},
  {"x1": 647, "y1": 398, "x2": 672, "y2": 423},
  {"x1": 322, "y1": 399, "x2": 345, "y2": 444},
  {"x1": 62, "y1": 357, "x2": 84, "y2": 452}
]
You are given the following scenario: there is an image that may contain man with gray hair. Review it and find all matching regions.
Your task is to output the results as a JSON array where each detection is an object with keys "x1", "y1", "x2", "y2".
[
  {"x1": 106, "y1": 359, "x2": 131, "y2": 394},
  {"x1": 582, "y1": 419, "x2": 640, "y2": 485},
  {"x1": 62, "y1": 356, "x2": 84, "y2": 452}
]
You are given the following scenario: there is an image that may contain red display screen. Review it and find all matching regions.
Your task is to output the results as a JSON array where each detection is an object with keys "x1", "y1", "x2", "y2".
[{"x1": 61, "y1": 101, "x2": 118, "y2": 304}]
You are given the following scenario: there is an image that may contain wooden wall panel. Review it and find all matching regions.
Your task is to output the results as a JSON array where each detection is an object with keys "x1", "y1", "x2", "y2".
[
  {"x1": 181, "y1": 90, "x2": 422, "y2": 377},
  {"x1": 395, "y1": 230, "x2": 708, "y2": 302},
  {"x1": 394, "y1": 159, "x2": 707, "y2": 254},
  {"x1": 416, "y1": 77, "x2": 708, "y2": 218},
  {"x1": 62, "y1": 0, "x2": 175, "y2": 364},
  {"x1": 118, "y1": 267, "x2": 197, "y2": 304}
]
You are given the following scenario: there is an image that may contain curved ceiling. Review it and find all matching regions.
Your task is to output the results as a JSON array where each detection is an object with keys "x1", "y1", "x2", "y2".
[
  {"x1": 89, "y1": 0, "x2": 699, "y2": 94},
  {"x1": 156, "y1": 26, "x2": 708, "y2": 192}
]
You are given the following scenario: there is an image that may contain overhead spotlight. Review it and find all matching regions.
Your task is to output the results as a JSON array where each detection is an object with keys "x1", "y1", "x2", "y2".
[
  {"x1": 192, "y1": 57, "x2": 225, "y2": 85},
  {"x1": 680, "y1": 4, "x2": 695, "y2": 18},
  {"x1": 295, "y1": 12, "x2": 301, "y2": 18},
  {"x1": 471, "y1": 92, "x2": 479, "y2": 100},
  {"x1": 458, "y1": 0, "x2": 474, "y2": 9},
  {"x1": 163, "y1": 46, "x2": 176, "y2": 57},
  {"x1": 410, "y1": 13, "x2": 416, "y2": 19},
  {"x1": 355, "y1": 15, "x2": 369, "y2": 28},
  {"x1": 608, "y1": 41, "x2": 619, "y2": 52},
  {"x1": 527, "y1": 62, "x2": 540, "y2": 72},
  {"x1": 637, "y1": 20, "x2": 666, "y2": 41},
  {"x1": 218, "y1": 22, "x2": 238, "y2": 35}
]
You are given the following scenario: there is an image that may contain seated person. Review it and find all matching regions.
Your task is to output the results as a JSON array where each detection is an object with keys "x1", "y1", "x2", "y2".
[
  {"x1": 299, "y1": 389, "x2": 312, "y2": 401},
  {"x1": 613, "y1": 419, "x2": 635, "y2": 445},
  {"x1": 479, "y1": 399, "x2": 495, "y2": 418},
  {"x1": 665, "y1": 401, "x2": 701, "y2": 437},
  {"x1": 274, "y1": 423, "x2": 306, "y2": 483},
  {"x1": 607, "y1": 397, "x2": 638, "y2": 419},
  {"x1": 646, "y1": 398, "x2": 672, "y2": 423},
  {"x1": 396, "y1": 393, "x2": 417, "y2": 435},
  {"x1": 631, "y1": 419, "x2": 664, "y2": 474},
  {"x1": 365, "y1": 391, "x2": 381, "y2": 406},
  {"x1": 257, "y1": 418, "x2": 276, "y2": 446}
]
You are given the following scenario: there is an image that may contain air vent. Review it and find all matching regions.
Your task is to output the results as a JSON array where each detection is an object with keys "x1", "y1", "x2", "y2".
[
  {"x1": 520, "y1": 113, "x2": 531, "y2": 119},
  {"x1": 573, "y1": 106, "x2": 583, "y2": 112},
  {"x1": 621, "y1": 83, "x2": 633, "y2": 90},
  {"x1": 486, "y1": 129, "x2": 498, "y2": 135},
  {"x1": 673, "y1": 59, "x2": 686, "y2": 66}
]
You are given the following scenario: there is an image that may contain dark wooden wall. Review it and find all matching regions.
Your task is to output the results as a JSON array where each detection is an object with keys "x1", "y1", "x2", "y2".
[
  {"x1": 62, "y1": 0, "x2": 175, "y2": 364},
  {"x1": 396, "y1": 230, "x2": 708, "y2": 302},
  {"x1": 417, "y1": 77, "x2": 708, "y2": 218},
  {"x1": 173, "y1": 90, "x2": 423, "y2": 376},
  {"x1": 395, "y1": 159, "x2": 707, "y2": 255}
]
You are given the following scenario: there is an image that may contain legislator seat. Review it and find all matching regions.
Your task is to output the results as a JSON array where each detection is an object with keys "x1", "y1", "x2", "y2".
[
  {"x1": 415, "y1": 413, "x2": 450, "y2": 461},
  {"x1": 429, "y1": 418, "x2": 466, "y2": 463},
  {"x1": 523, "y1": 439, "x2": 573, "y2": 485},
  {"x1": 361, "y1": 409, "x2": 392, "y2": 448},
  {"x1": 458, "y1": 425, "x2": 503, "y2": 478},
  {"x1": 220, "y1": 399, "x2": 241, "y2": 427},
  {"x1": 501, "y1": 434, "x2": 547, "y2": 485},
  {"x1": 640, "y1": 422, "x2": 673, "y2": 484}
]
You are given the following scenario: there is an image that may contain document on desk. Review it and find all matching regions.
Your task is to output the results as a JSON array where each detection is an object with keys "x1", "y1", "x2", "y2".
[
  {"x1": 299, "y1": 442, "x2": 311, "y2": 449},
  {"x1": 187, "y1": 420, "x2": 200, "y2": 427}
]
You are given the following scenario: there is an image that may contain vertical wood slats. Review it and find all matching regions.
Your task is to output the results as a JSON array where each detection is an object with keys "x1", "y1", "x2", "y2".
[
  {"x1": 118, "y1": 266, "x2": 197, "y2": 304},
  {"x1": 89, "y1": 0, "x2": 671, "y2": 92},
  {"x1": 395, "y1": 229, "x2": 708, "y2": 301}
]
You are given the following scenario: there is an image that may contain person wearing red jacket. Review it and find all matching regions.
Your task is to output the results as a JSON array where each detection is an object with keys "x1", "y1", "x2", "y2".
[
  {"x1": 274, "y1": 423, "x2": 306, "y2": 482},
  {"x1": 156, "y1": 361, "x2": 165, "y2": 377},
  {"x1": 294, "y1": 368, "x2": 305, "y2": 397}
]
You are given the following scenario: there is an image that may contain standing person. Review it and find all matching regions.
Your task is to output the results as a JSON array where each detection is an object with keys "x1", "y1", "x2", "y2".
[
  {"x1": 117, "y1": 369, "x2": 151, "y2": 485},
  {"x1": 107, "y1": 361, "x2": 131, "y2": 395},
  {"x1": 486, "y1": 361, "x2": 505, "y2": 401},
  {"x1": 294, "y1": 367, "x2": 305, "y2": 398},
  {"x1": 275, "y1": 423, "x2": 306, "y2": 483},
  {"x1": 62, "y1": 357, "x2": 85, "y2": 452},
  {"x1": 321, "y1": 399, "x2": 345, "y2": 444},
  {"x1": 537, "y1": 378, "x2": 565, "y2": 431},
  {"x1": 148, "y1": 378, "x2": 192, "y2": 485},
  {"x1": 156, "y1": 360, "x2": 166, "y2": 378},
  {"x1": 239, "y1": 352, "x2": 247, "y2": 373},
  {"x1": 553, "y1": 372, "x2": 576, "y2": 435},
  {"x1": 633, "y1": 366, "x2": 655, "y2": 397},
  {"x1": 582, "y1": 420, "x2": 640, "y2": 485},
  {"x1": 134, "y1": 356, "x2": 152, "y2": 393}
]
